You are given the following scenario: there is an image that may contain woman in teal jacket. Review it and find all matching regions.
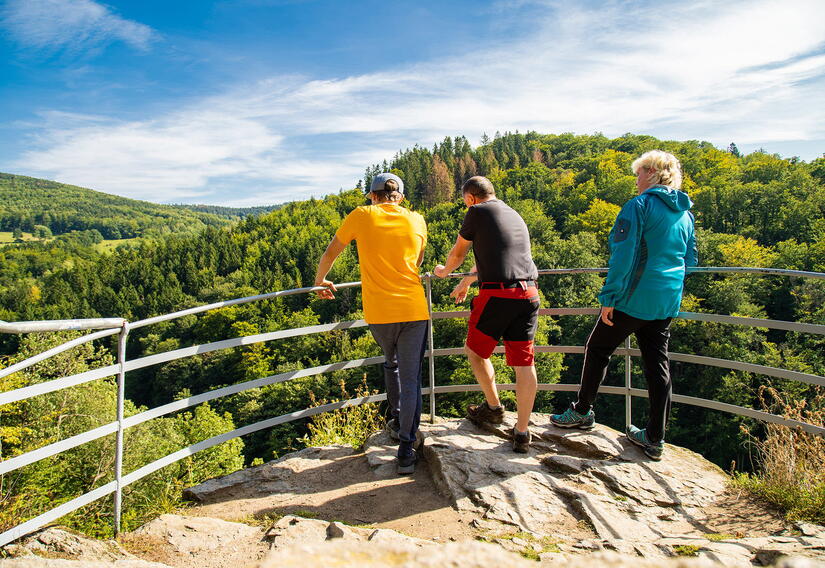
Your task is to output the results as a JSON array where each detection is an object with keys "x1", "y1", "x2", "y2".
[{"x1": 551, "y1": 150, "x2": 697, "y2": 460}]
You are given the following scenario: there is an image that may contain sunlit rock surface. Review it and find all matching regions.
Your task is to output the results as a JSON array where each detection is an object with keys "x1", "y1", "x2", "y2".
[{"x1": 5, "y1": 415, "x2": 825, "y2": 568}]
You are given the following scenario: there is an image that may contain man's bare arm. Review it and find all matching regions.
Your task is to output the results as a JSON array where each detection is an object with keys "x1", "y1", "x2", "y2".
[
  {"x1": 434, "y1": 235, "x2": 473, "y2": 278},
  {"x1": 313, "y1": 237, "x2": 348, "y2": 299}
]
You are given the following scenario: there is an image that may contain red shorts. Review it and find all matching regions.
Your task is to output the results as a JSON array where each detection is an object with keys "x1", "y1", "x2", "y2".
[{"x1": 466, "y1": 285, "x2": 540, "y2": 366}]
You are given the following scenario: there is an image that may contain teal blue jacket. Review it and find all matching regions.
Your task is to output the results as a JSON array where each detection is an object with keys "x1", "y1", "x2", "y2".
[{"x1": 598, "y1": 185, "x2": 697, "y2": 320}]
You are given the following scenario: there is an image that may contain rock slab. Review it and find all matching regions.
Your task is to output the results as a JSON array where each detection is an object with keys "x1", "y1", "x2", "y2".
[
  {"x1": 0, "y1": 527, "x2": 168, "y2": 567},
  {"x1": 363, "y1": 414, "x2": 825, "y2": 567},
  {"x1": 385, "y1": 413, "x2": 727, "y2": 541}
]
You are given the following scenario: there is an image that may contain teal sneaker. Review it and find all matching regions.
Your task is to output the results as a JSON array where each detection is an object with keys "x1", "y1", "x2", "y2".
[
  {"x1": 626, "y1": 425, "x2": 664, "y2": 461},
  {"x1": 550, "y1": 405, "x2": 595, "y2": 430}
]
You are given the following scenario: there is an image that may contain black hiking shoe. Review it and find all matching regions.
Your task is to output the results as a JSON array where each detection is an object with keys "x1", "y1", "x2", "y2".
[
  {"x1": 512, "y1": 427, "x2": 531, "y2": 453},
  {"x1": 387, "y1": 418, "x2": 424, "y2": 449},
  {"x1": 397, "y1": 441, "x2": 418, "y2": 475},
  {"x1": 386, "y1": 417, "x2": 401, "y2": 441},
  {"x1": 466, "y1": 401, "x2": 505, "y2": 425}
]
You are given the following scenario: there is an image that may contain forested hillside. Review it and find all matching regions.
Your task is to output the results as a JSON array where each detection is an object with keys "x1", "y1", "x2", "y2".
[
  {"x1": 174, "y1": 203, "x2": 283, "y2": 218},
  {"x1": 1, "y1": 132, "x2": 823, "y2": 536},
  {"x1": 0, "y1": 173, "x2": 233, "y2": 239}
]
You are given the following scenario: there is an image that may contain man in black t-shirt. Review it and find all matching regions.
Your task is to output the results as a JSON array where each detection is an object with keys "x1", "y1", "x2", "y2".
[{"x1": 434, "y1": 176, "x2": 540, "y2": 453}]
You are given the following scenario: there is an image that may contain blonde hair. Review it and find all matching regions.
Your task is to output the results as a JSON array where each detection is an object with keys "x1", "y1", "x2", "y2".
[{"x1": 631, "y1": 150, "x2": 683, "y2": 189}]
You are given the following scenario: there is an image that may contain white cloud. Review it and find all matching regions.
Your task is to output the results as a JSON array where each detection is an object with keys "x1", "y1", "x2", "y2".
[
  {"x1": 11, "y1": 0, "x2": 825, "y2": 205},
  {"x1": 1, "y1": 0, "x2": 155, "y2": 53}
]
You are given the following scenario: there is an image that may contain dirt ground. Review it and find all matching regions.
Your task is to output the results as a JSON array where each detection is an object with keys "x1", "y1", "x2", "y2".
[
  {"x1": 700, "y1": 487, "x2": 787, "y2": 537},
  {"x1": 186, "y1": 450, "x2": 481, "y2": 543},
  {"x1": 121, "y1": 448, "x2": 791, "y2": 568}
]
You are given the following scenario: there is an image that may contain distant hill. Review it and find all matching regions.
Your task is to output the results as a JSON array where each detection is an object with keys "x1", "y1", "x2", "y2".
[
  {"x1": 172, "y1": 203, "x2": 283, "y2": 218},
  {"x1": 0, "y1": 173, "x2": 233, "y2": 239}
]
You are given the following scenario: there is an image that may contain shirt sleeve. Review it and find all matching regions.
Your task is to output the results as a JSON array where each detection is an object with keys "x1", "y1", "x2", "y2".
[
  {"x1": 335, "y1": 208, "x2": 361, "y2": 244},
  {"x1": 459, "y1": 207, "x2": 476, "y2": 241},
  {"x1": 685, "y1": 212, "x2": 698, "y2": 268},
  {"x1": 598, "y1": 198, "x2": 645, "y2": 307}
]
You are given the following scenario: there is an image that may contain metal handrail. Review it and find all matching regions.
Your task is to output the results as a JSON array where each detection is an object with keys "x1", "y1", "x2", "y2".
[{"x1": 0, "y1": 267, "x2": 823, "y2": 547}]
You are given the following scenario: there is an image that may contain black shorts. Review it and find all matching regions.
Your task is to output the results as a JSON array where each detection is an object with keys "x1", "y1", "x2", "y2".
[{"x1": 466, "y1": 286, "x2": 539, "y2": 366}]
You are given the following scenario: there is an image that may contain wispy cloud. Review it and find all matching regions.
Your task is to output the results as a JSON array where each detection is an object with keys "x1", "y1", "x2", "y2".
[
  {"x1": 11, "y1": 0, "x2": 825, "y2": 205},
  {"x1": 1, "y1": 0, "x2": 156, "y2": 53}
]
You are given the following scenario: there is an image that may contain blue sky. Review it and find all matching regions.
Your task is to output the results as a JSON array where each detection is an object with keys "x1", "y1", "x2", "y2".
[{"x1": 1, "y1": 0, "x2": 824, "y2": 206}]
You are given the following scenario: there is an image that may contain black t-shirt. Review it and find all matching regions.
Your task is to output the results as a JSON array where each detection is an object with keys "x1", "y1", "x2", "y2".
[{"x1": 459, "y1": 199, "x2": 538, "y2": 283}]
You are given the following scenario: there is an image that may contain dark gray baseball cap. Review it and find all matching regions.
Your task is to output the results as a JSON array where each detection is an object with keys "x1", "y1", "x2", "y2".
[{"x1": 369, "y1": 172, "x2": 404, "y2": 195}]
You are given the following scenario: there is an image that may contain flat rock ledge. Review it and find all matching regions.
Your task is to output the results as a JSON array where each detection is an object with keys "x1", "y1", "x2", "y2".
[
  {"x1": 364, "y1": 414, "x2": 825, "y2": 567},
  {"x1": 182, "y1": 445, "x2": 356, "y2": 503},
  {"x1": 6, "y1": 414, "x2": 825, "y2": 568}
]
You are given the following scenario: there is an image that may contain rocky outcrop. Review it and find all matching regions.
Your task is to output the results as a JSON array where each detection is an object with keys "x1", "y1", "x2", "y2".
[
  {"x1": 0, "y1": 560, "x2": 167, "y2": 568},
  {"x1": 6, "y1": 415, "x2": 825, "y2": 568},
  {"x1": 362, "y1": 414, "x2": 825, "y2": 567},
  {"x1": 258, "y1": 516, "x2": 824, "y2": 567},
  {"x1": 182, "y1": 446, "x2": 357, "y2": 504},
  {"x1": 258, "y1": 539, "x2": 749, "y2": 568},
  {"x1": 131, "y1": 515, "x2": 267, "y2": 565},
  {"x1": 263, "y1": 514, "x2": 433, "y2": 550},
  {"x1": 0, "y1": 527, "x2": 167, "y2": 567},
  {"x1": 259, "y1": 539, "x2": 538, "y2": 568},
  {"x1": 399, "y1": 414, "x2": 726, "y2": 539}
]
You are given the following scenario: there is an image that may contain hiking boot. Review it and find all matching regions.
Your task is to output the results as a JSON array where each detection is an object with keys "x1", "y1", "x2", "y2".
[
  {"x1": 512, "y1": 427, "x2": 531, "y2": 453},
  {"x1": 626, "y1": 424, "x2": 664, "y2": 461},
  {"x1": 386, "y1": 417, "x2": 400, "y2": 441},
  {"x1": 387, "y1": 418, "x2": 424, "y2": 449},
  {"x1": 550, "y1": 405, "x2": 596, "y2": 430},
  {"x1": 466, "y1": 401, "x2": 505, "y2": 425},
  {"x1": 397, "y1": 441, "x2": 418, "y2": 475}
]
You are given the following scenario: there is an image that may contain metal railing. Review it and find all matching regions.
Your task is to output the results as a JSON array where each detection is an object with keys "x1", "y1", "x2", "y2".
[{"x1": 0, "y1": 266, "x2": 824, "y2": 547}]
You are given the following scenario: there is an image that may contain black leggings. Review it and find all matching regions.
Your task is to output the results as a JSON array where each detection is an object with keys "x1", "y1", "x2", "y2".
[{"x1": 573, "y1": 310, "x2": 672, "y2": 442}]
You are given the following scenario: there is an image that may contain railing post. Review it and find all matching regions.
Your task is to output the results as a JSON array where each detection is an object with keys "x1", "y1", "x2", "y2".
[
  {"x1": 425, "y1": 274, "x2": 436, "y2": 424},
  {"x1": 113, "y1": 321, "x2": 130, "y2": 536},
  {"x1": 624, "y1": 336, "x2": 632, "y2": 430}
]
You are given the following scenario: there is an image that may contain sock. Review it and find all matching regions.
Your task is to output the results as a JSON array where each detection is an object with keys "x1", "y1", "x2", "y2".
[
  {"x1": 514, "y1": 427, "x2": 529, "y2": 436},
  {"x1": 572, "y1": 402, "x2": 589, "y2": 415}
]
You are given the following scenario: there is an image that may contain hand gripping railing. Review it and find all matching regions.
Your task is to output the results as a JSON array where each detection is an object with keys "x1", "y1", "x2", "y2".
[{"x1": 0, "y1": 267, "x2": 823, "y2": 547}]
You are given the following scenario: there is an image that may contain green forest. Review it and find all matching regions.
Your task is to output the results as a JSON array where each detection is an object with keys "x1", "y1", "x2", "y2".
[
  {"x1": 0, "y1": 173, "x2": 273, "y2": 241},
  {"x1": 1, "y1": 132, "x2": 824, "y2": 536}
]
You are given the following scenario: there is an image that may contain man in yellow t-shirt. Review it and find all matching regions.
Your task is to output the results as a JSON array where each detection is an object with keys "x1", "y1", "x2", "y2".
[{"x1": 314, "y1": 173, "x2": 428, "y2": 474}]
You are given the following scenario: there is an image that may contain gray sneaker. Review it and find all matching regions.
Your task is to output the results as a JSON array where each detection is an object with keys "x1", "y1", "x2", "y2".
[
  {"x1": 512, "y1": 427, "x2": 531, "y2": 453},
  {"x1": 466, "y1": 401, "x2": 505, "y2": 425}
]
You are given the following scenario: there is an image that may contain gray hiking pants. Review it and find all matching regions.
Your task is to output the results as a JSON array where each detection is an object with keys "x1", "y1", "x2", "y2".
[{"x1": 368, "y1": 320, "x2": 429, "y2": 448}]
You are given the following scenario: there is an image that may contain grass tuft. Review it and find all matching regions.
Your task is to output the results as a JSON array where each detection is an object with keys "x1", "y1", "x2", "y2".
[
  {"x1": 703, "y1": 533, "x2": 735, "y2": 542},
  {"x1": 732, "y1": 386, "x2": 825, "y2": 524},
  {"x1": 673, "y1": 544, "x2": 700, "y2": 556},
  {"x1": 302, "y1": 377, "x2": 384, "y2": 449}
]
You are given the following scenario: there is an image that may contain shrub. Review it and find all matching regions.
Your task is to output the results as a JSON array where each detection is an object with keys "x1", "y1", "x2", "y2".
[
  {"x1": 732, "y1": 386, "x2": 825, "y2": 524},
  {"x1": 302, "y1": 376, "x2": 384, "y2": 449}
]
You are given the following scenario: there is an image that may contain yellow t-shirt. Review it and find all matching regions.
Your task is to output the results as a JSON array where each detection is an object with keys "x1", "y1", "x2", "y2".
[{"x1": 336, "y1": 203, "x2": 429, "y2": 324}]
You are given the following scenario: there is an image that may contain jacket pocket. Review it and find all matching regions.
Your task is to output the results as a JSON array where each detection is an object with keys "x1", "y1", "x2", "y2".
[{"x1": 614, "y1": 217, "x2": 631, "y2": 243}]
